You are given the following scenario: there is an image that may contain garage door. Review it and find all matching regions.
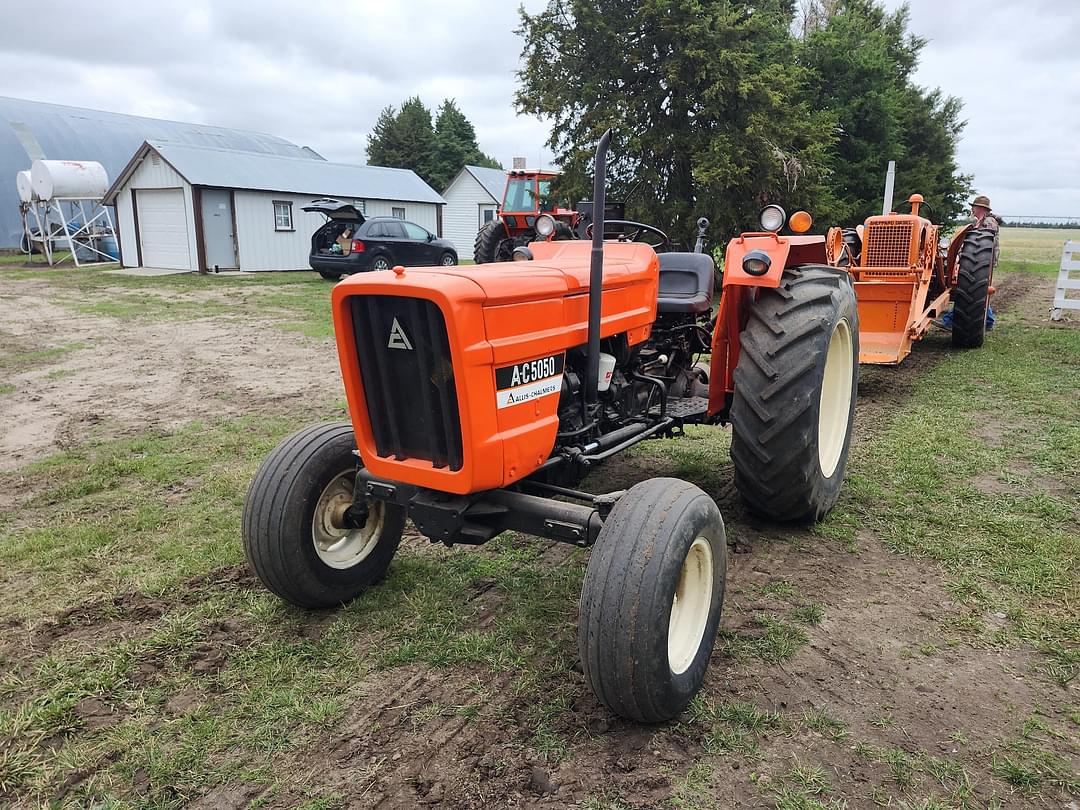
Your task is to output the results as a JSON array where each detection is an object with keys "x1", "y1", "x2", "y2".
[{"x1": 137, "y1": 188, "x2": 190, "y2": 270}]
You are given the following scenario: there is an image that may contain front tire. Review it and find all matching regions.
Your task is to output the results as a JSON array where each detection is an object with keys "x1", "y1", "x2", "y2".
[
  {"x1": 951, "y1": 228, "x2": 995, "y2": 349},
  {"x1": 439, "y1": 251, "x2": 457, "y2": 266},
  {"x1": 242, "y1": 422, "x2": 406, "y2": 608},
  {"x1": 578, "y1": 478, "x2": 726, "y2": 723},
  {"x1": 371, "y1": 255, "x2": 391, "y2": 271},
  {"x1": 730, "y1": 265, "x2": 859, "y2": 522}
]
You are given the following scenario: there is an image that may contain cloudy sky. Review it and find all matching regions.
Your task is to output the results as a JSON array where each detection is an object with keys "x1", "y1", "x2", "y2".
[{"x1": 3, "y1": 1, "x2": 1077, "y2": 217}]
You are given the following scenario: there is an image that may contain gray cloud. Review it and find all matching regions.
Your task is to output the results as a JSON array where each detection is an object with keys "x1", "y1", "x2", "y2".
[{"x1": 2, "y1": 0, "x2": 1075, "y2": 215}]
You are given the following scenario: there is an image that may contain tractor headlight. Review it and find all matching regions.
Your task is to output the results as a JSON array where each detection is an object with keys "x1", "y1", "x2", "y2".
[
  {"x1": 759, "y1": 205, "x2": 786, "y2": 232},
  {"x1": 512, "y1": 246, "x2": 534, "y2": 262},
  {"x1": 742, "y1": 250, "x2": 771, "y2": 276},
  {"x1": 534, "y1": 214, "x2": 556, "y2": 238}
]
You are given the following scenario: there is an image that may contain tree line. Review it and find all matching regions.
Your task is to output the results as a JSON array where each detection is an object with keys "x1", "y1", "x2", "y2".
[
  {"x1": 366, "y1": 98, "x2": 502, "y2": 193},
  {"x1": 515, "y1": 0, "x2": 972, "y2": 246}
]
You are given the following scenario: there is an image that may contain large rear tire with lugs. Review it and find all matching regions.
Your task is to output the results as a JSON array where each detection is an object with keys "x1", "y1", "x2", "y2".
[
  {"x1": 951, "y1": 228, "x2": 995, "y2": 349},
  {"x1": 578, "y1": 478, "x2": 726, "y2": 723},
  {"x1": 473, "y1": 219, "x2": 514, "y2": 264},
  {"x1": 729, "y1": 265, "x2": 859, "y2": 522},
  {"x1": 242, "y1": 422, "x2": 406, "y2": 608}
]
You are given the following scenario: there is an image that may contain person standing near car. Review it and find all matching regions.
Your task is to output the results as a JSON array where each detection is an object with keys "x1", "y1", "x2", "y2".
[{"x1": 935, "y1": 194, "x2": 999, "y2": 330}]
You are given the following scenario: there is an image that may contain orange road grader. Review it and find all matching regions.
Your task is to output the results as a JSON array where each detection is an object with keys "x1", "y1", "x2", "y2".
[
  {"x1": 823, "y1": 194, "x2": 996, "y2": 363},
  {"x1": 243, "y1": 132, "x2": 860, "y2": 723}
]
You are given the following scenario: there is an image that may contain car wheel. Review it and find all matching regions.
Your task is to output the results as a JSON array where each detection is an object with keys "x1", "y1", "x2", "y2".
[
  {"x1": 371, "y1": 256, "x2": 391, "y2": 271},
  {"x1": 318, "y1": 271, "x2": 342, "y2": 281},
  {"x1": 439, "y1": 252, "x2": 457, "y2": 266}
]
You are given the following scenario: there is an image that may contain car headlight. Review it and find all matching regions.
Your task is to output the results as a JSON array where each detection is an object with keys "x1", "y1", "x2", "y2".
[
  {"x1": 742, "y1": 249, "x2": 771, "y2": 276},
  {"x1": 759, "y1": 205, "x2": 786, "y2": 232},
  {"x1": 534, "y1": 214, "x2": 556, "y2": 238}
]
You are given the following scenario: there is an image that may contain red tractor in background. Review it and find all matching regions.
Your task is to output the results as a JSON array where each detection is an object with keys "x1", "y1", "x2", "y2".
[{"x1": 473, "y1": 169, "x2": 583, "y2": 263}]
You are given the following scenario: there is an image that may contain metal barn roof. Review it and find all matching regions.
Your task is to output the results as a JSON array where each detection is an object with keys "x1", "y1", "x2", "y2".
[
  {"x1": 463, "y1": 165, "x2": 508, "y2": 201},
  {"x1": 1, "y1": 95, "x2": 322, "y2": 247},
  {"x1": 104, "y1": 141, "x2": 445, "y2": 205}
]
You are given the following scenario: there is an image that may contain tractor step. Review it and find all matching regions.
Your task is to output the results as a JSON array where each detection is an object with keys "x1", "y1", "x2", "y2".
[{"x1": 666, "y1": 396, "x2": 710, "y2": 420}]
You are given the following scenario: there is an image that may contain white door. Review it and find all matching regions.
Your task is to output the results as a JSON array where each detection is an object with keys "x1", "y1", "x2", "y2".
[{"x1": 137, "y1": 188, "x2": 190, "y2": 270}]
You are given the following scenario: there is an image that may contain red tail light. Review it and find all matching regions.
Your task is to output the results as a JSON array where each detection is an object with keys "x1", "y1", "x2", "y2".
[{"x1": 351, "y1": 240, "x2": 365, "y2": 253}]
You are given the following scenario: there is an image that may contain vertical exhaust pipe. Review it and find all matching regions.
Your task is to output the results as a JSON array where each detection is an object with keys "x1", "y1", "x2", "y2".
[
  {"x1": 585, "y1": 128, "x2": 612, "y2": 409},
  {"x1": 882, "y1": 160, "x2": 896, "y2": 215}
]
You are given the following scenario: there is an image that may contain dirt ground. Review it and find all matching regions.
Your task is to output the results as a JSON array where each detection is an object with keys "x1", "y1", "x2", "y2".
[{"x1": 0, "y1": 270, "x2": 1076, "y2": 808}]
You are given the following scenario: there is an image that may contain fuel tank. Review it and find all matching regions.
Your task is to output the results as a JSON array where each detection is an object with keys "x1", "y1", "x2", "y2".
[{"x1": 330, "y1": 240, "x2": 659, "y2": 494}]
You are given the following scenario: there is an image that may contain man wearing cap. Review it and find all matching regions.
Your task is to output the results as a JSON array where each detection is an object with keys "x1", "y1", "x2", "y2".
[{"x1": 935, "y1": 194, "x2": 999, "y2": 330}]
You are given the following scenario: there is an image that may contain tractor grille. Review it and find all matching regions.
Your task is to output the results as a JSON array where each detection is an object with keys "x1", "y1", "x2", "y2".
[
  {"x1": 350, "y1": 296, "x2": 463, "y2": 471},
  {"x1": 864, "y1": 221, "x2": 914, "y2": 267}
]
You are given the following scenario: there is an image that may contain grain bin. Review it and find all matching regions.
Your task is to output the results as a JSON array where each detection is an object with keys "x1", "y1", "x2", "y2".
[{"x1": 30, "y1": 160, "x2": 109, "y2": 200}]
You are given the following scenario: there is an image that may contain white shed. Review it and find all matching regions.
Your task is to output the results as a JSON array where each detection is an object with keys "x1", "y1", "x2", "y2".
[
  {"x1": 102, "y1": 141, "x2": 445, "y2": 272},
  {"x1": 441, "y1": 165, "x2": 507, "y2": 257}
]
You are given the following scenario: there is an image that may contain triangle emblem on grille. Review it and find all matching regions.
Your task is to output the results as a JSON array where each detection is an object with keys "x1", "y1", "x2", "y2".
[{"x1": 387, "y1": 317, "x2": 414, "y2": 351}]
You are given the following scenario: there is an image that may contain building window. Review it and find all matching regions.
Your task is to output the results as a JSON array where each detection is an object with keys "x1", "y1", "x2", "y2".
[
  {"x1": 481, "y1": 207, "x2": 495, "y2": 226},
  {"x1": 273, "y1": 201, "x2": 294, "y2": 231},
  {"x1": 392, "y1": 207, "x2": 406, "y2": 219}
]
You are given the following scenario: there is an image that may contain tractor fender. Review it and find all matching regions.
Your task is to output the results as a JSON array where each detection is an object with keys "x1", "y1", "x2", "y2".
[
  {"x1": 723, "y1": 233, "x2": 828, "y2": 288},
  {"x1": 944, "y1": 222, "x2": 974, "y2": 287}
]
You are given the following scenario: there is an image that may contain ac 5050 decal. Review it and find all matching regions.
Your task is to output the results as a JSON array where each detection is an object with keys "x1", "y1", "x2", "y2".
[{"x1": 494, "y1": 354, "x2": 565, "y2": 409}]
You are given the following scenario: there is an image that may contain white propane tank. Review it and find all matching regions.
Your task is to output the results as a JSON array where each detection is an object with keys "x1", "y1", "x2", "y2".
[
  {"x1": 16, "y1": 170, "x2": 36, "y2": 202},
  {"x1": 30, "y1": 160, "x2": 109, "y2": 200}
]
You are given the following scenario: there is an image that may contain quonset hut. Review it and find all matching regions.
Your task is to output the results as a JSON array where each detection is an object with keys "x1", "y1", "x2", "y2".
[{"x1": 1, "y1": 95, "x2": 321, "y2": 249}]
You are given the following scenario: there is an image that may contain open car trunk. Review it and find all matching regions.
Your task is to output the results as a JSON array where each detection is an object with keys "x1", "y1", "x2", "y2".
[{"x1": 303, "y1": 199, "x2": 365, "y2": 257}]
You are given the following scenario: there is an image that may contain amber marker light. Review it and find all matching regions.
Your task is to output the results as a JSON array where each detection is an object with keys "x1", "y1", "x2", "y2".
[{"x1": 789, "y1": 210, "x2": 813, "y2": 233}]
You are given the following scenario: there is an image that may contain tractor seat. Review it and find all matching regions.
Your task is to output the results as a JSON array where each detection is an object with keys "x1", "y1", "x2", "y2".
[{"x1": 656, "y1": 252, "x2": 715, "y2": 315}]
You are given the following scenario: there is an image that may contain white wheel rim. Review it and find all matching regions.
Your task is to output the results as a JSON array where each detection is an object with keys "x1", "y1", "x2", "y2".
[
  {"x1": 817, "y1": 318, "x2": 854, "y2": 478},
  {"x1": 441, "y1": 255, "x2": 454, "y2": 265},
  {"x1": 668, "y1": 536, "x2": 714, "y2": 675},
  {"x1": 311, "y1": 471, "x2": 384, "y2": 569},
  {"x1": 374, "y1": 258, "x2": 389, "y2": 269}
]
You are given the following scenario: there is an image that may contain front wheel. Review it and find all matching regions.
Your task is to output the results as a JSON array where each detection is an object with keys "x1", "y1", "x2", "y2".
[
  {"x1": 730, "y1": 265, "x2": 859, "y2": 522},
  {"x1": 242, "y1": 422, "x2": 406, "y2": 608},
  {"x1": 318, "y1": 270, "x2": 342, "y2": 281},
  {"x1": 578, "y1": 478, "x2": 726, "y2": 723},
  {"x1": 371, "y1": 255, "x2": 391, "y2": 271},
  {"x1": 439, "y1": 251, "x2": 457, "y2": 266}
]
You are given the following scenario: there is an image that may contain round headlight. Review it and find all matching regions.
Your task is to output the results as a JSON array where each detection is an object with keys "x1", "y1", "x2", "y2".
[
  {"x1": 534, "y1": 214, "x2": 556, "y2": 238},
  {"x1": 789, "y1": 210, "x2": 813, "y2": 233},
  {"x1": 759, "y1": 205, "x2": 786, "y2": 232},
  {"x1": 742, "y1": 249, "x2": 771, "y2": 276},
  {"x1": 512, "y1": 246, "x2": 534, "y2": 262}
]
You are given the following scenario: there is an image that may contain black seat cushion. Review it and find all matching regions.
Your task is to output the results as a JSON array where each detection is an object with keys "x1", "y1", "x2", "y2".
[{"x1": 657, "y1": 252, "x2": 715, "y2": 314}]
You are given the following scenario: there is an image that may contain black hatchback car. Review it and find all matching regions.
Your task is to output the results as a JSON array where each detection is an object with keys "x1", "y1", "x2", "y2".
[{"x1": 303, "y1": 199, "x2": 458, "y2": 280}]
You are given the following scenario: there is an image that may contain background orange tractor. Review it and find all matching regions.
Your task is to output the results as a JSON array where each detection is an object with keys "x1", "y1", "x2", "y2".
[
  {"x1": 243, "y1": 132, "x2": 860, "y2": 723},
  {"x1": 824, "y1": 193, "x2": 996, "y2": 363},
  {"x1": 473, "y1": 169, "x2": 581, "y2": 263}
]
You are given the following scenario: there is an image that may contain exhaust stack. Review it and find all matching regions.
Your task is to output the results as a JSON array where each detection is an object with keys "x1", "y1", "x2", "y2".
[
  {"x1": 585, "y1": 129, "x2": 612, "y2": 409},
  {"x1": 882, "y1": 160, "x2": 896, "y2": 215}
]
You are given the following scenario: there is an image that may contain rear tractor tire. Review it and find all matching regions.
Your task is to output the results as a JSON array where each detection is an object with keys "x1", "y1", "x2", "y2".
[
  {"x1": 473, "y1": 219, "x2": 515, "y2": 264},
  {"x1": 730, "y1": 264, "x2": 859, "y2": 522},
  {"x1": 578, "y1": 478, "x2": 727, "y2": 723},
  {"x1": 242, "y1": 422, "x2": 406, "y2": 609},
  {"x1": 951, "y1": 228, "x2": 995, "y2": 349}
]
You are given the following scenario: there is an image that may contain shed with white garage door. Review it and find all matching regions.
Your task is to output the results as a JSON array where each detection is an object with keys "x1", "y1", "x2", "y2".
[
  {"x1": 440, "y1": 165, "x2": 507, "y2": 257},
  {"x1": 102, "y1": 140, "x2": 445, "y2": 272}
]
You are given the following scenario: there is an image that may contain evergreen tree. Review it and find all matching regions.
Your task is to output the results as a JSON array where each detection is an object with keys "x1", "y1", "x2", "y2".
[
  {"x1": 430, "y1": 100, "x2": 502, "y2": 191},
  {"x1": 798, "y1": 0, "x2": 971, "y2": 223},
  {"x1": 515, "y1": 0, "x2": 837, "y2": 244}
]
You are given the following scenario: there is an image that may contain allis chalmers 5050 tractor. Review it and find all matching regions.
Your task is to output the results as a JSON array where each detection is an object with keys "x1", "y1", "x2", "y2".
[
  {"x1": 243, "y1": 133, "x2": 860, "y2": 722},
  {"x1": 826, "y1": 194, "x2": 996, "y2": 363}
]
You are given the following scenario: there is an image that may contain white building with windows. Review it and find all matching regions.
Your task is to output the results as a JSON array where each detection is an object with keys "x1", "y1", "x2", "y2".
[
  {"x1": 441, "y1": 165, "x2": 508, "y2": 257},
  {"x1": 102, "y1": 140, "x2": 445, "y2": 272}
]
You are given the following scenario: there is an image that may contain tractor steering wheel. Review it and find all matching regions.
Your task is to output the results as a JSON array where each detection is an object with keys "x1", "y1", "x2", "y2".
[
  {"x1": 899, "y1": 198, "x2": 937, "y2": 224},
  {"x1": 585, "y1": 220, "x2": 669, "y2": 251}
]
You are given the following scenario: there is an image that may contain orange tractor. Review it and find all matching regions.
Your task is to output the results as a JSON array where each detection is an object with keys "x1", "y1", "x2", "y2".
[
  {"x1": 473, "y1": 169, "x2": 581, "y2": 263},
  {"x1": 823, "y1": 194, "x2": 996, "y2": 363},
  {"x1": 243, "y1": 132, "x2": 859, "y2": 722}
]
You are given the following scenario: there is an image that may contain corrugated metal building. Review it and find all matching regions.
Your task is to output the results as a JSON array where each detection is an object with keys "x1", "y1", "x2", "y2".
[
  {"x1": 1, "y1": 95, "x2": 321, "y2": 248},
  {"x1": 441, "y1": 165, "x2": 507, "y2": 256},
  {"x1": 102, "y1": 141, "x2": 445, "y2": 272}
]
